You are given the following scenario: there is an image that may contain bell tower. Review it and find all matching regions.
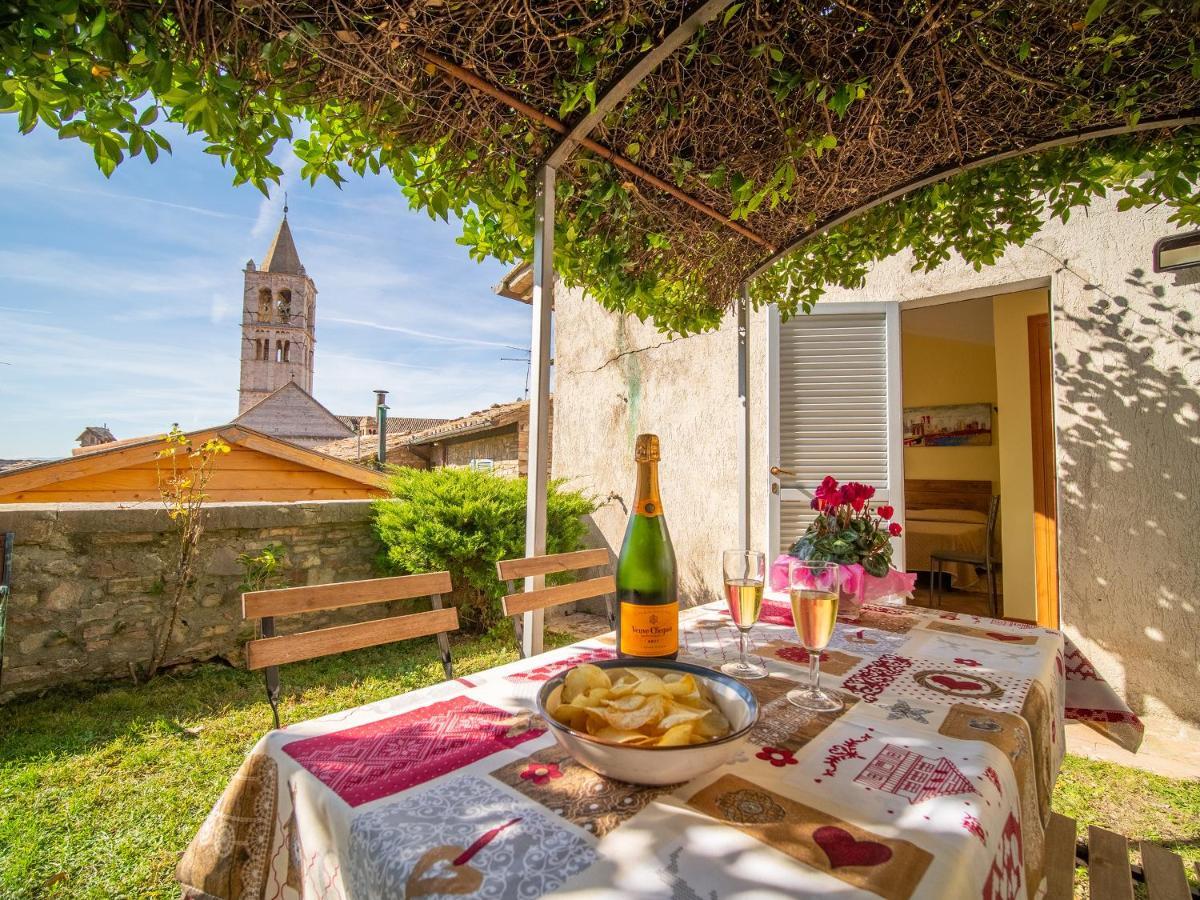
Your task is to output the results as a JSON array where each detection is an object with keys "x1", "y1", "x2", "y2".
[{"x1": 238, "y1": 207, "x2": 318, "y2": 413}]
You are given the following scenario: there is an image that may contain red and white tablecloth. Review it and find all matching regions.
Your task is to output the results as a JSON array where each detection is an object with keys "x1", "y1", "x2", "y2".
[{"x1": 179, "y1": 599, "x2": 1141, "y2": 900}]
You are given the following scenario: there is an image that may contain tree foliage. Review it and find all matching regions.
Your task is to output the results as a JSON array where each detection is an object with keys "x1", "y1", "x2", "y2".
[
  {"x1": 373, "y1": 467, "x2": 596, "y2": 633},
  {"x1": 2, "y1": 1, "x2": 1198, "y2": 334}
]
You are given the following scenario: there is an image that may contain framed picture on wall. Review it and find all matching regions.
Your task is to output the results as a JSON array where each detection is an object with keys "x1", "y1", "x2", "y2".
[{"x1": 904, "y1": 403, "x2": 993, "y2": 447}]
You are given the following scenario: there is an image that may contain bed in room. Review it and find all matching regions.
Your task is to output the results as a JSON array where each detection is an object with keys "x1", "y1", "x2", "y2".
[{"x1": 904, "y1": 479, "x2": 995, "y2": 591}]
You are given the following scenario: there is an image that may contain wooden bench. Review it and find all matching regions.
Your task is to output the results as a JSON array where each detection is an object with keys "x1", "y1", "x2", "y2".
[
  {"x1": 497, "y1": 548, "x2": 614, "y2": 657},
  {"x1": 1046, "y1": 812, "x2": 1198, "y2": 899},
  {"x1": 243, "y1": 571, "x2": 459, "y2": 729}
]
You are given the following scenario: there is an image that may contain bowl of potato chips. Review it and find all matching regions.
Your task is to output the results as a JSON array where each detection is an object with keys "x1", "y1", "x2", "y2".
[{"x1": 536, "y1": 658, "x2": 759, "y2": 786}]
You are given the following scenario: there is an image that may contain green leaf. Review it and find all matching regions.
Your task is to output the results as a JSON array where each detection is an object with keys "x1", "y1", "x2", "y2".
[
  {"x1": 1084, "y1": 0, "x2": 1108, "y2": 27},
  {"x1": 723, "y1": 3, "x2": 744, "y2": 27}
]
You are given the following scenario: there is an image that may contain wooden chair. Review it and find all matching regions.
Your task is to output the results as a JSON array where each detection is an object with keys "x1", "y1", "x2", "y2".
[
  {"x1": 243, "y1": 571, "x2": 458, "y2": 729},
  {"x1": 1045, "y1": 812, "x2": 1197, "y2": 899},
  {"x1": 931, "y1": 493, "x2": 1002, "y2": 617},
  {"x1": 0, "y1": 533, "x2": 12, "y2": 689},
  {"x1": 497, "y1": 548, "x2": 614, "y2": 657}
]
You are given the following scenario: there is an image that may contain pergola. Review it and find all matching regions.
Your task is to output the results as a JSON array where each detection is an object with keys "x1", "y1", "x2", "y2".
[{"x1": 88, "y1": 2, "x2": 1200, "y2": 652}]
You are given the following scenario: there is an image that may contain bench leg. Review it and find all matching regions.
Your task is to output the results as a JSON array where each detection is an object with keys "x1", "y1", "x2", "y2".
[
  {"x1": 513, "y1": 616, "x2": 526, "y2": 659},
  {"x1": 264, "y1": 666, "x2": 281, "y2": 731}
]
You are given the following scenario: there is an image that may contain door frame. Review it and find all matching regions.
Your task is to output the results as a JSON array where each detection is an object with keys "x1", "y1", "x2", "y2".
[
  {"x1": 766, "y1": 301, "x2": 905, "y2": 567},
  {"x1": 1028, "y1": 312, "x2": 1060, "y2": 628}
]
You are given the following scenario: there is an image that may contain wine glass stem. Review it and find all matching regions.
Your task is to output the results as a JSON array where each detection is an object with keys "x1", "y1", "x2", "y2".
[
  {"x1": 739, "y1": 629, "x2": 748, "y2": 666},
  {"x1": 809, "y1": 653, "x2": 821, "y2": 694}
]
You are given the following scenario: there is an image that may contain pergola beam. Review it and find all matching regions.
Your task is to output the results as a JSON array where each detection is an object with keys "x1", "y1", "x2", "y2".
[
  {"x1": 745, "y1": 113, "x2": 1200, "y2": 281},
  {"x1": 417, "y1": 48, "x2": 772, "y2": 250},
  {"x1": 522, "y1": 165, "x2": 556, "y2": 657}
]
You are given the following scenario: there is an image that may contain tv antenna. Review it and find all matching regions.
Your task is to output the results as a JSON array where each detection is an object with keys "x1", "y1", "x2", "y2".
[{"x1": 500, "y1": 346, "x2": 531, "y2": 400}]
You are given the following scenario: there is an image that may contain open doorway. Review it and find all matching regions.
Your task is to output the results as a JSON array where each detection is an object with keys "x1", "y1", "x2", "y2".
[{"x1": 899, "y1": 289, "x2": 1058, "y2": 624}]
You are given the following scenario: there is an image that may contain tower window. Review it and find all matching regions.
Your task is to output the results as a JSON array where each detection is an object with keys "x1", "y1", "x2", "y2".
[
  {"x1": 275, "y1": 340, "x2": 283, "y2": 363},
  {"x1": 258, "y1": 288, "x2": 272, "y2": 321},
  {"x1": 276, "y1": 289, "x2": 292, "y2": 321},
  {"x1": 283, "y1": 341, "x2": 290, "y2": 362}
]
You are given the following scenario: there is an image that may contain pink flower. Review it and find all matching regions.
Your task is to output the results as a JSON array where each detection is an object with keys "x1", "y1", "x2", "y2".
[
  {"x1": 877, "y1": 505, "x2": 894, "y2": 519},
  {"x1": 889, "y1": 522, "x2": 903, "y2": 537},
  {"x1": 519, "y1": 762, "x2": 562, "y2": 785},
  {"x1": 755, "y1": 746, "x2": 798, "y2": 768}
]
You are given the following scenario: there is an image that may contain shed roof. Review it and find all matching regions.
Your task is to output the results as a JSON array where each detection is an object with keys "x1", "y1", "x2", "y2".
[{"x1": 0, "y1": 425, "x2": 386, "y2": 503}]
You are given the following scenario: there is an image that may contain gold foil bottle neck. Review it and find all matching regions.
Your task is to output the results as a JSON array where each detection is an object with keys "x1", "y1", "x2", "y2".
[{"x1": 634, "y1": 433, "x2": 661, "y2": 463}]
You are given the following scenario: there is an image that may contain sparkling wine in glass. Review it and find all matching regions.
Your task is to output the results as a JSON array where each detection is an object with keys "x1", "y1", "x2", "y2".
[
  {"x1": 786, "y1": 559, "x2": 843, "y2": 711},
  {"x1": 720, "y1": 549, "x2": 767, "y2": 680}
]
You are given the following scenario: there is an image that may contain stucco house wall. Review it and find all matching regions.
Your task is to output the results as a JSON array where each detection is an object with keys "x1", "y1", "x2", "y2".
[{"x1": 552, "y1": 192, "x2": 1200, "y2": 742}]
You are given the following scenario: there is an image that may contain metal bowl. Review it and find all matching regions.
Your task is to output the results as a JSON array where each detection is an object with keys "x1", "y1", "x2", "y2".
[{"x1": 535, "y1": 657, "x2": 759, "y2": 786}]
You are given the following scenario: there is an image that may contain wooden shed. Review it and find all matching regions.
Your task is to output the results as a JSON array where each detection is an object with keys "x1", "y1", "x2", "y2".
[{"x1": 0, "y1": 426, "x2": 387, "y2": 504}]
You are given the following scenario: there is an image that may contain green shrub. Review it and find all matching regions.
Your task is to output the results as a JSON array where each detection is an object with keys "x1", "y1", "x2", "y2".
[{"x1": 373, "y1": 468, "x2": 597, "y2": 632}]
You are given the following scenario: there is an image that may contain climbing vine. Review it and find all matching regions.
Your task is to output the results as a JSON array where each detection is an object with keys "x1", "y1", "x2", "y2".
[{"x1": 2, "y1": 0, "x2": 1198, "y2": 334}]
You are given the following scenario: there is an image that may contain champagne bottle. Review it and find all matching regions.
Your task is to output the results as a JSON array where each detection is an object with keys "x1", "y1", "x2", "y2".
[{"x1": 616, "y1": 434, "x2": 679, "y2": 659}]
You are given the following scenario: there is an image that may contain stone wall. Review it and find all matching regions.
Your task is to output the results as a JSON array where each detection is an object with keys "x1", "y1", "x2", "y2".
[
  {"x1": 552, "y1": 191, "x2": 1200, "y2": 742},
  {"x1": 0, "y1": 500, "x2": 386, "y2": 700},
  {"x1": 441, "y1": 430, "x2": 521, "y2": 478}
]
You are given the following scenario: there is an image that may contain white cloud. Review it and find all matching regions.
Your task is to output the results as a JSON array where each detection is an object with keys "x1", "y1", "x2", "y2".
[{"x1": 324, "y1": 316, "x2": 518, "y2": 349}]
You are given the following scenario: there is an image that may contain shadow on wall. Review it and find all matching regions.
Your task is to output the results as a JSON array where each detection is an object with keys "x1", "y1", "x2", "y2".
[{"x1": 1054, "y1": 260, "x2": 1200, "y2": 731}]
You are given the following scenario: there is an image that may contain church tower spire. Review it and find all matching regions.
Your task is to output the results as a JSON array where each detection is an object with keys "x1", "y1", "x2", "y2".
[{"x1": 238, "y1": 209, "x2": 318, "y2": 413}]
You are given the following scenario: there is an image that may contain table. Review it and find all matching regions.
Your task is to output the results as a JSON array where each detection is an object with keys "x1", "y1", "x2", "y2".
[{"x1": 179, "y1": 599, "x2": 1140, "y2": 900}]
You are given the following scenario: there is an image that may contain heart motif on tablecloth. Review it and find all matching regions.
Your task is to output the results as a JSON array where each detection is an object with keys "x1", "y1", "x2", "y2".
[
  {"x1": 813, "y1": 826, "x2": 893, "y2": 868},
  {"x1": 931, "y1": 674, "x2": 984, "y2": 692}
]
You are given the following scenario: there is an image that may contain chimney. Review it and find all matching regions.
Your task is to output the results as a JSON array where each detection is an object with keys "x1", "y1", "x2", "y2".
[{"x1": 375, "y1": 390, "x2": 389, "y2": 469}]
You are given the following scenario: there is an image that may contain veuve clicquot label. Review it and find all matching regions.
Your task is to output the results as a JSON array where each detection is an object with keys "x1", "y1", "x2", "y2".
[{"x1": 616, "y1": 433, "x2": 679, "y2": 659}]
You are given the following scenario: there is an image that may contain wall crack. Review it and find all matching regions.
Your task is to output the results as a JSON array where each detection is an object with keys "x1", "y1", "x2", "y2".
[{"x1": 566, "y1": 337, "x2": 684, "y2": 375}]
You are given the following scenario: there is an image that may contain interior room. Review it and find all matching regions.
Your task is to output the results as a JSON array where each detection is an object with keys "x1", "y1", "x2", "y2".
[{"x1": 900, "y1": 289, "x2": 1055, "y2": 624}]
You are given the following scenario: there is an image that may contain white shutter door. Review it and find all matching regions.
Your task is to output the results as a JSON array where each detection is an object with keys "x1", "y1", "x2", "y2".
[{"x1": 771, "y1": 304, "x2": 904, "y2": 565}]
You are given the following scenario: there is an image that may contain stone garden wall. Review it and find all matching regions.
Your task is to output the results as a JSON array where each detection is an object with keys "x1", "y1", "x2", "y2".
[{"x1": 0, "y1": 500, "x2": 385, "y2": 700}]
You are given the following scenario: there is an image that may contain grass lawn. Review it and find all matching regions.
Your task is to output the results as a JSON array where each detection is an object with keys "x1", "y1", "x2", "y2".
[{"x1": 2, "y1": 633, "x2": 1197, "y2": 899}]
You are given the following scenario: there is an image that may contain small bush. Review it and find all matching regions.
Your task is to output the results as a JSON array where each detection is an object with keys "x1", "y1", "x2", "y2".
[{"x1": 373, "y1": 467, "x2": 596, "y2": 632}]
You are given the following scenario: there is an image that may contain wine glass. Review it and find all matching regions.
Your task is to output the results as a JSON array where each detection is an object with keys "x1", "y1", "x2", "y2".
[
  {"x1": 720, "y1": 549, "x2": 767, "y2": 680},
  {"x1": 786, "y1": 559, "x2": 843, "y2": 711}
]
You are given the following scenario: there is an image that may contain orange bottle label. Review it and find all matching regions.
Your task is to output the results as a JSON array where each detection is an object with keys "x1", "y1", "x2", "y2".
[{"x1": 620, "y1": 601, "x2": 679, "y2": 656}]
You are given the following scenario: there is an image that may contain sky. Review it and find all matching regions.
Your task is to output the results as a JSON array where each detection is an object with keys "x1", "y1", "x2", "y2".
[{"x1": 0, "y1": 120, "x2": 532, "y2": 459}]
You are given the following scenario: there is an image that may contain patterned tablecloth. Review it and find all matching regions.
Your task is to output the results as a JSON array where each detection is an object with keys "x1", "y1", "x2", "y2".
[{"x1": 179, "y1": 599, "x2": 1141, "y2": 900}]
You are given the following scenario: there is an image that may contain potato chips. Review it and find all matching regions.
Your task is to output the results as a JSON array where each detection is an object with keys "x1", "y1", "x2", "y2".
[{"x1": 546, "y1": 664, "x2": 732, "y2": 747}]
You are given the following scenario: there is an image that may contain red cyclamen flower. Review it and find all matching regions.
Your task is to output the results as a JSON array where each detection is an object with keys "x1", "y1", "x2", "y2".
[
  {"x1": 841, "y1": 481, "x2": 875, "y2": 512},
  {"x1": 877, "y1": 505, "x2": 894, "y2": 519},
  {"x1": 889, "y1": 522, "x2": 903, "y2": 536},
  {"x1": 813, "y1": 475, "x2": 841, "y2": 511}
]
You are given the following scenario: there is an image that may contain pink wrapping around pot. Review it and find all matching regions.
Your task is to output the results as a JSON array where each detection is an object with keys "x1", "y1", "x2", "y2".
[{"x1": 769, "y1": 555, "x2": 917, "y2": 612}]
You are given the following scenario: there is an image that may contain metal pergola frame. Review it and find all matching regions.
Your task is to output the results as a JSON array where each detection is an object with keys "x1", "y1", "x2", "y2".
[{"x1": 484, "y1": 6, "x2": 1199, "y2": 655}]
